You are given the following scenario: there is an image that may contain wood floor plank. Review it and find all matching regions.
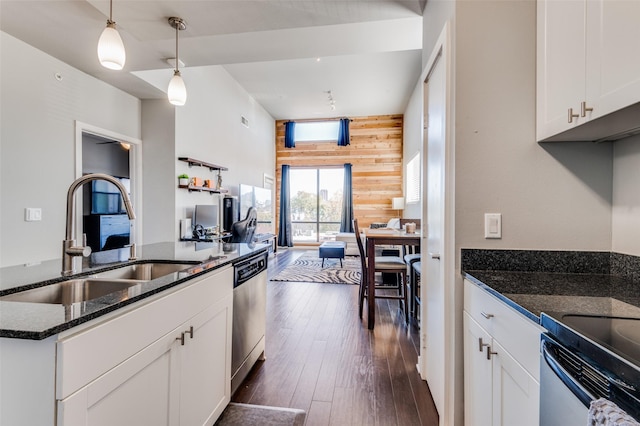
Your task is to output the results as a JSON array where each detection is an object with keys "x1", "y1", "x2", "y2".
[
  {"x1": 305, "y1": 401, "x2": 332, "y2": 426},
  {"x1": 232, "y1": 248, "x2": 439, "y2": 425}
]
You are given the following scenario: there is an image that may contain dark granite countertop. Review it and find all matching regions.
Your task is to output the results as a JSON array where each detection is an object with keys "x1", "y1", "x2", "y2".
[
  {"x1": 463, "y1": 270, "x2": 640, "y2": 324},
  {"x1": 0, "y1": 241, "x2": 268, "y2": 340}
]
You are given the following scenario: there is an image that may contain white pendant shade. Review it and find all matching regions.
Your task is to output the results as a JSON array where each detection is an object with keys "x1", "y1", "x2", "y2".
[
  {"x1": 168, "y1": 71, "x2": 187, "y2": 106},
  {"x1": 98, "y1": 23, "x2": 126, "y2": 70}
]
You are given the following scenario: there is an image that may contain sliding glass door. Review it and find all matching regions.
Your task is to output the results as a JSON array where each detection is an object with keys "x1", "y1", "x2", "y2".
[{"x1": 290, "y1": 167, "x2": 344, "y2": 243}]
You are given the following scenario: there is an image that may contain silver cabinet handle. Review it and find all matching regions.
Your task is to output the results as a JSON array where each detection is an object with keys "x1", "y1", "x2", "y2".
[
  {"x1": 481, "y1": 312, "x2": 494, "y2": 319},
  {"x1": 430, "y1": 253, "x2": 441, "y2": 260},
  {"x1": 176, "y1": 332, "x2": 185, "y2": 346},
  {"x1": 568, "y1": 108, "x2": 580, "y2": 123},
  {"x1": 486, "y1": 346, "x2": 498, "y2": 360},
  {"x1": 581, "y1": 101, "x2": 593, "y2": 117},
  {"x1": 185, "y1": 326, "x2": 194, "y2": 339},
  {"x1": 478, "y1": 337, "x2": 490, "y2": 352}
]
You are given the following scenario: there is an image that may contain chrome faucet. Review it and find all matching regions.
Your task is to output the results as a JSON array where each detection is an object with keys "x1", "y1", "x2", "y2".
[{"x1": 62, "y1": 173, "x2": 136, "y2": 276}]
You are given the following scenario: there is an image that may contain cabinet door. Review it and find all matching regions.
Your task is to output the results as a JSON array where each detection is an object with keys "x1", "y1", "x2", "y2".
[
  {"x1": 586, "y1": 0, "x2": 640, "y2": 120},
  {"x1": 491, "y1": 340, "x2": 539, "y2": 426},
  {"x1": 179, "y1": 293, "x2": 233, "y2": 426},
  {"x1": 57, "y1": 326, "x2": 182, "y2": 426},
  {"x1": 537, "y1": 0, "x2": 587, "y2": 140},
  {"x1": 463, "y1": 313, "x2": 493, "y2": 426}
]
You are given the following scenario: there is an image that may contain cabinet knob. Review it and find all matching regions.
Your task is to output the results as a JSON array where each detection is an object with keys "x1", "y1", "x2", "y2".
[
  {"x1": 568, "y1": 108, "x2": 580, "y2": 123},
  {"x1": 581, "y1": 101, "x2": 593, "y2": 117},
  {"x1": 481, "y1": 312, "x2": 494, "y2": 319},
  {"x1": 486, "y1": 346, "x2": 498, "y2": 360},
  {"x1": 185, "y1": 326, "x2": 194, "y2": 339},
  {"x1": 176, "y1": 332, "x2": 185, "y2": 346}
]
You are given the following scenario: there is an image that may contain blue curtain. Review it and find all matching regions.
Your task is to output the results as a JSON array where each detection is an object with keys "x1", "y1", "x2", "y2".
[
  {"x1": 278, "y1": 165, "x2": 293, "y2": 246},
  {"x1": 340, "y1": 163, "x2": 354, "y2": 233},
  {"x1": 337, "y1": 118, "x2": 350, "y2": 146},
  {"x1": 284, "y1": 121, "x2": 296, "y2": 148}
]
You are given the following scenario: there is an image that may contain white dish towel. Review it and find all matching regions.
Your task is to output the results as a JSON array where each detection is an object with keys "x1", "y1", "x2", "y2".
[{"x1": 588, "y1": 398, "x2": 640, "y2": 426}]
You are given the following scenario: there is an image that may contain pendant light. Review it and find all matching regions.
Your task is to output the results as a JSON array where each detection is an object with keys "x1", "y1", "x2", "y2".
[
  {"x1": 97, "y1": 0, "x2": 126, "y2": 70},
  {"x1": 167, "y1": 17, "x2": 187, "y2": 106}
]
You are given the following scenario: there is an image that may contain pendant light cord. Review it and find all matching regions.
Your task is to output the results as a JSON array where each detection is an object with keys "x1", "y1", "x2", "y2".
[
  {"x1": 108, "y1": 0, "x2": 113, "y2": 24},
  {"x1": 175, "y1": 23, "x2": 179, "y2": 73}
]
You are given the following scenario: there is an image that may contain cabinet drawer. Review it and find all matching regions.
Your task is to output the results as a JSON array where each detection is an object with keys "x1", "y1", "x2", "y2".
[
  {"x1": 464, "y1": 279, "x2": 543, "y2": 380},
  {"x1": 56, "y1": 266, "x2": 232, "y2": 399}
]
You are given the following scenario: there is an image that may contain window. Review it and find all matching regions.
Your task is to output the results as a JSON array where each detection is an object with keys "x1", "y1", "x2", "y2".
[
  {"x1": 290, "y1": 168, "x2": 344, "y2": 242},
  {"x1": 406, "y1": 153, "x2": 421, "y2": 204},
  {"x1": 294, "y1": 121, "x2": 340, "y2": 142}
]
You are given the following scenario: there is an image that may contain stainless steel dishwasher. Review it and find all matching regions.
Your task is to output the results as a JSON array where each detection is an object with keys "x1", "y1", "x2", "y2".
[{"x1": 231, "y1": 250, "x2": 268, "y2": 395}]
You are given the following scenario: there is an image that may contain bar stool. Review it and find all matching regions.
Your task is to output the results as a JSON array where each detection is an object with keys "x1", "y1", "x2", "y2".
[
  {"x1": 404, "y1": 253, "x2": 421, "y2": 318},
  {"x1": 412, "y1": 261, "x2": 421, "y2": 322}
]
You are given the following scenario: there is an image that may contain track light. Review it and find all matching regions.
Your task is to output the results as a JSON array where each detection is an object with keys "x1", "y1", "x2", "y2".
[
  {"x1": 97, "y1": 0, "x2": 126, "y2": 70},
  {"x1": 167, "y1": 17, "x2": 187, "y2": 106}
]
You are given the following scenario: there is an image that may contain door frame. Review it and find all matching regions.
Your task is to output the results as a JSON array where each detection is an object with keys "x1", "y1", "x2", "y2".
[
  {"x1": 74, "y1": 121, "x2": 143, "y2": 247},
  {"x1": 419, "y1": 21, "x2": 457, "y2": 426}
]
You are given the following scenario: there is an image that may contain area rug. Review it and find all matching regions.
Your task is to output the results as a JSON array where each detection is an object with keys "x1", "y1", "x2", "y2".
[
  {"x1": 214, "y1": 403, "x2": 306, "y2": 426},
  {"x1": 270, "y1": 251, "x2": 361, "y2": 285}
]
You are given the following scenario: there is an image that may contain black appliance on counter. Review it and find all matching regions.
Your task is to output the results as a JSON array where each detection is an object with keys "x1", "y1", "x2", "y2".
[
  {"x1": 222, "y1": 196, "x2": 239, "y2": 232},
  {"x1": 540, "y1": 312, "x2": 640, "y2": 425}
]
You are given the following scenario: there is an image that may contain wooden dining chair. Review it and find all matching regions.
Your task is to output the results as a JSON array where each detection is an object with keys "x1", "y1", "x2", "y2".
[{"x1": 353, "y1": 219, "x2": 409, "y2": 324}]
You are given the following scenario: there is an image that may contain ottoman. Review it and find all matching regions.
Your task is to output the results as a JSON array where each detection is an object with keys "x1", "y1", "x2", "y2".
[{"x1": 319, "y1": 241, "x2": 347, "y2": 267}]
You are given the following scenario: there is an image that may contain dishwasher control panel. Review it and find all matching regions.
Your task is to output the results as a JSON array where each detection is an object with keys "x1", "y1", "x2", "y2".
[{"x1": 234, "y1": 252, "x2": 268, "y2": 287}]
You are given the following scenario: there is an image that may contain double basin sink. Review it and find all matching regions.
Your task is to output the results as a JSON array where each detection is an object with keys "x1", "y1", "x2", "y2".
[{"x1": 0, "y1": 262, "x2": 195, "y2": 305}]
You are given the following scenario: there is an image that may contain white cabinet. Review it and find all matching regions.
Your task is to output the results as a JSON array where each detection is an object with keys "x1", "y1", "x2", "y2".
[
  {"x1": 57, "y1": 289, "x2": 232, "y2": 426},
  {"x1": 463, "y1": 279, "x2": 542, "y2": 426},
  {"x1": 537, "y1": 0, "x2": 640, "y2": 141},
  {"x1": 0, "y1": 265, "x2": 233, "y2": 426}
]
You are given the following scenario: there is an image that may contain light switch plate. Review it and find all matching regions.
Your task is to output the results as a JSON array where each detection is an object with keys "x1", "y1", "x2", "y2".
[
  {"x1": 484, "y1": 213, "x2": 501, "y2": 239},
  {"x1": 25, "y1": 207, "x2": 42, "y2": 222}
]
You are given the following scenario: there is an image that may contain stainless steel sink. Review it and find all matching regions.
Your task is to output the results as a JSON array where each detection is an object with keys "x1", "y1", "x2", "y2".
[
  {"x1": 92, "y1": 262, "x2": 194, "y2": 280},
  {"x1": 0, "y1": 262, "x2": 196, "y2": 305},
  {"x1": 0, "y1": 279, "x2": 143, "y2": 305}
]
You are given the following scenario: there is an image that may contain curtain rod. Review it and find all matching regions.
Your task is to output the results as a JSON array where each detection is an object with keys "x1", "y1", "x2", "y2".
[{"x1": 285, "y1": 117, "x2": 352, "y2": 123}]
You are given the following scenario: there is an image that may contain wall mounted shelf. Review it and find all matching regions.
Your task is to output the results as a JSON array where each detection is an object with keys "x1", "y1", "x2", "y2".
[
  {"x1": 178, "y1": 184, "x2": 228, "y2": 194},
  {"x1": 178, "y1": 157, "x2": 228, "y2": 171}
]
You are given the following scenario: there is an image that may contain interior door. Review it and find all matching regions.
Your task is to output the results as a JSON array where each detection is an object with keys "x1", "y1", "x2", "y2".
[{"x1": 423, "y1": 46, "x2": 447, "y2": 415}]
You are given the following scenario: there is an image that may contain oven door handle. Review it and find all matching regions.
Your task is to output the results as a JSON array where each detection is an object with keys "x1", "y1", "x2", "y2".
[{"x1": 542, "y1": 339, "x2": 595, "y2": 407}]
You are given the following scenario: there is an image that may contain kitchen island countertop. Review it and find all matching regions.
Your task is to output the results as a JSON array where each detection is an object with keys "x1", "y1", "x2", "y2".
[{"x1": 0, "y1": 241, "x2": 268, "y2": 340}]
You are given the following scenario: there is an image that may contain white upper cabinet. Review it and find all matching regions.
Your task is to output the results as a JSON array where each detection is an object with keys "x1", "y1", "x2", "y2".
[{"x1": 537, "y1": 0, "x2": 640, "y2": 142}]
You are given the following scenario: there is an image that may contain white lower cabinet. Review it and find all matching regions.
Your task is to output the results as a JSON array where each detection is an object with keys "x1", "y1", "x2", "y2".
[
  {"x1": 56, "y1": 266, "x2": 233, "y2": 426},
  {"x1": 463, "y1": 279, "x2": 542, "y2": 426}
]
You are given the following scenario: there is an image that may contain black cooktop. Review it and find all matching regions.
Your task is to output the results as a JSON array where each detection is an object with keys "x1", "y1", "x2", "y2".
[{"x1": 542, "y1": 313, "x2": 640, "y2": 394}]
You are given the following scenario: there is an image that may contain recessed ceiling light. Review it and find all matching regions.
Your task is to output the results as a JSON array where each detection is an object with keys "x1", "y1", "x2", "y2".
[{"x1": 316, "y1": 57, "x2": 321, "y2": 62}]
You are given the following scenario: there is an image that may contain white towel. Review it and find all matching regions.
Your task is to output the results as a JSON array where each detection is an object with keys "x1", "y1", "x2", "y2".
[{"x1": 588, "y1": 398, "x2": 640, "y2": 426}]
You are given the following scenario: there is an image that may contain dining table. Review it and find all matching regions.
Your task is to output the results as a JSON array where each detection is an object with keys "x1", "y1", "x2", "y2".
[{"x1": 363, "y1": 227, "x2": 421, "y2": 330}]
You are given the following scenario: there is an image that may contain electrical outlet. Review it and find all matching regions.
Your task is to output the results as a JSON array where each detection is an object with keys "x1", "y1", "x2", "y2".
[
  {"x1": 25, "y1": 208, "x2": 42, "y2": 222},
  {"x1": 484, "y1": 213, "x2": 501, "y2": 239}
]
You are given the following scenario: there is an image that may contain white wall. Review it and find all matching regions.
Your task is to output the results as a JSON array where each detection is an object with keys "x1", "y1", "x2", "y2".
[
  {"x1": 0, "y1": 31, "x2": 141, "y2": 267},
  {"x1": 402, "y1": 79, "x2": 423, "y2": 220},
  {"x1": 138, "y1": 65, "x2": 276, "y2": 241},
  {"x1": 612, "y1": 135, "x2": 640, "y2": 256},
  {"x1": 454, "y1": 0, "x2": 612, "y2": 252},
  {"x1": 141, "y1": 100, "x2": 177, "y2": 244}
]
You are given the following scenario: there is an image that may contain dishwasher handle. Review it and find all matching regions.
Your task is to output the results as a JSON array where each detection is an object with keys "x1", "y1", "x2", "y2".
[{"x1": 541, "y1": 337, "x2": 595, "y2": 408}]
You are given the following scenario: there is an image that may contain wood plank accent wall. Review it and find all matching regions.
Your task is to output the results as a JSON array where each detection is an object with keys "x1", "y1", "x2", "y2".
[{"x1": 275, "y1": 114, "x2": 404, "y2": 231}]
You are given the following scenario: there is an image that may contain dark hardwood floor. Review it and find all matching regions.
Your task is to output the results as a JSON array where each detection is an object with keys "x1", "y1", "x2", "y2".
[{"x1": 232, "y1": 249, "x2": 439, "y2": 426}]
